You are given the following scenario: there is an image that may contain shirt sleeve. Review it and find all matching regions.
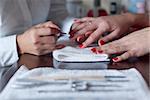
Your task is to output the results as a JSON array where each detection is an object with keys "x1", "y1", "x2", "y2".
[
  {"x1": 0, "y1": 35, "x2": 19, "y2": 67},
  {"x1": 48, "y1": 0, "x2": 68, "y2": 26}
]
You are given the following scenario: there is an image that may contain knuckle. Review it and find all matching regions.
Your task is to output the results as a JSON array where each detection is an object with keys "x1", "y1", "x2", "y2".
[
  {"x1": 117, "y1": 28, "x2": 121, "y2": 32},
  {"x1": 49, "y1": 37, "x2": 56, "y2": 44},
  {"x1": 112, "y1": 31, "x2": 118, "y2": 36},
  {"x1": 32, "y1": 35, "x2": 39, "y2": 44},
  {"x1": 83, "y1": 27, "x2": 89, "y2": 31},
  {"x1": 32, "y1": 29, "x2": 38, "y2": 34},
  {"x1": 79, "y1": 28, "x2": 88, "y2": 34},
  {"x1": 83, "y1": 17, "x2": 90, "y2": 20},
  {"x1": 128, "y1": 50, "x2": 136, "y2": 57},
  {"x1": 131, "y1": 49, "x2": 140, "y2": 57},
  {"x1": 47, "y1": 28, "x2": 51, "y2": 33},
  {"x1": 115, "y1": 45, "x2": 122, "y2": 52},
  {"x1": 89, "y1": 34, "x2": 96, "y2": 40},
  {"x1": 35, "y1": 50, "x2": 43, "y2": 56},
  {"x1": 33, "y1": 44, "x2": 41, "y2": 51},
  {"x1": 104, "y1": 36, "x2": 111, "y2": 42}
]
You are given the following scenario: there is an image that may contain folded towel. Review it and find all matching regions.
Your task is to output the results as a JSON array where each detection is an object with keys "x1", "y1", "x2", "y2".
[{"x1": 53, "y1": 46, "x2": 110, "y2": 62}]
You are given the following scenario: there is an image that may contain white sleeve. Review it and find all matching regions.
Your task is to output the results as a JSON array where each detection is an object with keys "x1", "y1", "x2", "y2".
[
  {"x1": 48, "y1": 0, "x2": 68, "y2": 26},
  {"x1": 0, "y1": 35, "x2": 19, "y2": 67}
]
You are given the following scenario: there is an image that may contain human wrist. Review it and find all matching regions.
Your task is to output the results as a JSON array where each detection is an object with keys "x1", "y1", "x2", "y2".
[
  {"x1": 121, "y1": 13, "x2": 136, "y2": 27},
  {"x1": 16, "y1": 34, "x2": 25, "y2": 55},
  {"x1": 122, "y1": 13, "x2": 149, "y2": 28}
]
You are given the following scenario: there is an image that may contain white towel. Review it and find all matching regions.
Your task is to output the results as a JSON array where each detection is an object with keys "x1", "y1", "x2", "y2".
[
  {"x1": 1, "y1": 66, "x2": 150, "y2": 100},
  {"x1": 53, "y1": 46, "x2": 110, "y2": 62}
]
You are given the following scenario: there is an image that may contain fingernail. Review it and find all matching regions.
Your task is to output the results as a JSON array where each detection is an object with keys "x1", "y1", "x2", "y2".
[
  {"x1": 77, "y1": 36, "x2": 82, "y2": 42},
  {"x1": 79, "y1": 44, "x2": 84, "y2": 48},
  {"x1": 99, "y1": 40, "x2": 105, "y2": 45},
  {"x1": 85, "y1": 32, "x2": 91, "y2": 37},
  {"x1": 69, "y1": 31, "x2": 75, "y2": 38},
  {"x1": 69, "y1": 34, "x2": 74, "y2": 38},
  {"x1": 77, "y1": 35, "x2": 86, "y2": 43},
  {"x1": 112, "y1": 57, "x2": 118, "y2": 62},
  {"x1": 98, "y1": 50, "x2": 103, "y2": 53},
  {"x1": 90, "y1": 48, "x2": 97, "y2": 53}
]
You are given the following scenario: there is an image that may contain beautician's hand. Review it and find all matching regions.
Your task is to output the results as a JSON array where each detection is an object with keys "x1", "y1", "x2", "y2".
[
  {"x1": 93, "y1": 27, "x2": 150, "y2": 62},
  {"x1": 70, "y1": 14, "x2": 134, "y2": 48},
  {"x1": 17, "y1": 21, "x2": 61, "y2": 55}
]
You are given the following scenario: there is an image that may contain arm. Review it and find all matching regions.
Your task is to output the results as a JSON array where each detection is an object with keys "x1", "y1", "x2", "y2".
[{"x1": 123, "y1": 13, "x2": 150, "y2": 29}]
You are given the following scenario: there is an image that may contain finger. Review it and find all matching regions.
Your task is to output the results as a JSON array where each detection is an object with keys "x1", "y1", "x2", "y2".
[
  {"x1": 36, "y1": 28, "x2": 59, "y2": 36},
  {"x1": 43, "y1": 21, "x2": 61, "y2": 30},
  {"x1": 43, "y1": 44, "x2": 66, "y2": 54},
  {"x1": 76, "y1": 31, "x2": 93, "y2": 44},
  {"x1": 41, "y1": 43, "x2": 56, "y2": 51},
  {"x1": 35, "y1": 21, "x2": 60, "y2": 30},
  {"x1": 71, "y1": 24, "x2": 96, "y2": 40},
  {"x1": 69, "y1": 22, "x2": 82, "y2": 38},
  {"x1": 71, "y1": 17, "x2": 94, "y2": 31},
  {"x1": 34, "y1": 23, "x2": 43, "y2": 28},
  {"x1": 70, "y1": 21, "x2": 95, "y2": 39},
  {"x1": 100, "y1": 29, "x2": 119, "y2": 43},
  {"x1": 76, "y1": 34, "x2": 86, "y2": 44},
  {"x1": 112, "y1": 51, "x2": 134, "y2": 62},
  {"x1": 72, "y1": 22, "x2": 88, "y2": 32},
  {"x1": 75, "y1": 17, "x2": 94, "y2": 23},
  {"x1": 39, "y1": 36, "x2": 56, "y2": 44},
  {"x1": 85, "y1": 31, "x2": 93, "y2": 37},
  {"x1": 55, "y1": 44, "x2": 66, "y2": 49},
  {"x1": 97, "y1": 40, "x2": 127, "y2": 54},
  {"x1": 71, "y1": 22, "x2": 83, "y2": 31},
  {"x1": 82, "y1": 28, "x2": 105, "y2": 47}
]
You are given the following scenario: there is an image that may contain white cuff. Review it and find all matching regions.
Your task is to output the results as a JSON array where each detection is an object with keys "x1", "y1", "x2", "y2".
[{"x1": 0, "y1": 35, "x2": 19, "y2": 67}]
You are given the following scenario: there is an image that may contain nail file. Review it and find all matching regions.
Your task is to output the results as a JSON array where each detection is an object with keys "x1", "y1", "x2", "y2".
[{"x1": 53, "y1": 46, "x2": 110, "y2": 62}]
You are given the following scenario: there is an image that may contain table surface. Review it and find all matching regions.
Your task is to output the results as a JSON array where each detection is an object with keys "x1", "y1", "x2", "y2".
[{"x1": 0, "y1": 53, "x2": 149, "y2": 93}]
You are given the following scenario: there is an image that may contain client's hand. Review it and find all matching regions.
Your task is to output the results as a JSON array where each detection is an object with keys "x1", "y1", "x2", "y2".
[
  {"x1": 92, "y1": 27, "x2": 150, "y2": 62},
  {"x1": 70, "y1": 13, "x2": 134, "y2": 48}
]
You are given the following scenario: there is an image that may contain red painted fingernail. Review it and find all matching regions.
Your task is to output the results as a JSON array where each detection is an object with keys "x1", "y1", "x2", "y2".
[
  {"x1": 98, "y1": 50, "x2": 103, "y2": 53},
  {"x1": 91, "y1": 48, "x2": 97, "y2": 53},
  {"x1": 85, "y1": 32, "x2": 92, "y2": 37},
  {"x1": 77, "y1": 35, "x2": 86, "y2": 43},
  {"x1": 113, "y1": 57, "x2": 118, "y2": 61},
  {"x1": 99, "y1": 40, "x2": 105, "y2": 45},
  {"x1": 79, "y1": 44, "x2": 84, "y2": 48},
  {"x1": 77, "y1": 36, "x2": 82, "y2": 42}
]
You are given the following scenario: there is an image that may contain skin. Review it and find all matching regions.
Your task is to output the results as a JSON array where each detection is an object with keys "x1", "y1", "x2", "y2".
[
  {"x1": 69, "y1": 13, "x2": 149, "y2": 62},
  {"x1": 17, "y1": 21, "x2": 62, "y2": 56},
  {"x1": 70, "y1": 13, "x2": 149, "y2": 47},
  {"x1": 95, "y1": 27, "x2": 150, "y2": 62}
]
